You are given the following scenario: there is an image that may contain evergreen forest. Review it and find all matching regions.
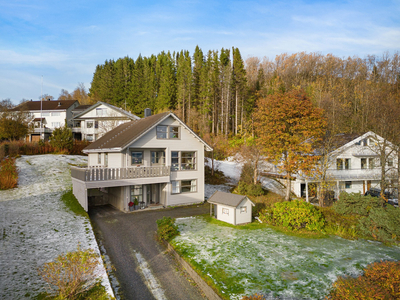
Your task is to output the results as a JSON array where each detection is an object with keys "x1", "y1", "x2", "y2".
[{"x1": 88, "y1": 47, "x2": 400, "y2": 144}]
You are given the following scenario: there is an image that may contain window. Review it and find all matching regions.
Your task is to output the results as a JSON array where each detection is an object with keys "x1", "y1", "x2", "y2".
[
  {"x1": 131, "y1": 151, "x2": 143, "y2": 165},
  {"x1": 98, "y1": 153, "x2": 101, "y2": 164},
  {"x1": 369, "y1": 158, "x2": 375, "y2": 169},
  {"x1": 151, "y1": 151, "x2": 165, "y2": 165},
  {"x1": 387, "y1": 158, "x2": 394, "y2": 167},
  {"x1": 361, "y1": 158, "x2": 367, "y2": 169},
  {"x1": 96, "y1": 108, "x2": 107, "y2": 116},
  {"x1": 51, "y1": 112, "x2": 61, "y2": 116},
  {"x1": 105, "y1": 153, "x2": 108, "y2": 167},
  {"x1": 51, "y1": 122, "x2": 61, "y2": 128},
  {"x1": 157, "y1": 125, "x2": 180, "y2": 139},
  {"x1": 336, "y1": 159, "x2": 343, "y2": 170},
  {"x1": 222, "y1": 208, "x2": 229, "y2": 215},
  {"x1": 95, "y1": 121, "x2": 99, "y2": 129},
  {"x1": 345, "y1": 181, "x2": 352, "y2": 189},
  {"x1": 156, "y1": 126, "x2": 168, "y2": 139},
  {"x1": 344, "y1": 159, "x2": 351, "y2": 170},
  {"x1": 362, "y1": 138, "x2": 368, "y2": 146},
  {"x1": 130, "y1": 185, "x2": 143, "y2": 202},
  {"x1": 171, "y1": 179, "x2": 197, "y2": 194},
  {"x1": 42, "y1": 112, "x2": 50, "y2": 117},
  {"x1": 240, "y1": 206, "x2": 247, "y2": 213},
  {"x1": 171, "y1": 151, "x2": 196, "y2": 171},
  {"x1": 169, "y1": 126, "x2": 179, "y2": 139},
  {"x1": 86, "y1": 121, "x2": 94, "y2": 128},
  {"x1": 86, "y1": 134, "x2": 93, "y2": 142}
]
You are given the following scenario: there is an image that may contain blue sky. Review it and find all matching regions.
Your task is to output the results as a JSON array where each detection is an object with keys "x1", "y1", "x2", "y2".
[{"x1": 1, "y1": 0, "x2": 399, "y2": 104}]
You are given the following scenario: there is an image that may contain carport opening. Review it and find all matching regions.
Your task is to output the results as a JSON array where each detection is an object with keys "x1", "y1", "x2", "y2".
[{"x1": 88, "y1": 188, "x2": 109, "y2": 208}]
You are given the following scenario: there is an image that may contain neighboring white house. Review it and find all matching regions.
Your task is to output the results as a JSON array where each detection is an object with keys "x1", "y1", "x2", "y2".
[
  {"x1": 292, "y1": 131, "x2": 398, "y2": 200},
  {"x1": 10, "y1": 99, "x2": 79, "y2": 141},
  {"x1": 207, "y1": 191, "x2": 254, "y2": 225},
  {"x1": 71, "y1": 111, "x2": 213, "y2": 212},
  {"x1": 71, "y1": 102, "x2": 140, "y2": 141}
]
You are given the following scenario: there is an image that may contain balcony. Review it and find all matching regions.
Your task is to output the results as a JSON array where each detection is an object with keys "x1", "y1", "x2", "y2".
[{"x1": 71, "y1": 165, "x2": 171, "y2": 188}]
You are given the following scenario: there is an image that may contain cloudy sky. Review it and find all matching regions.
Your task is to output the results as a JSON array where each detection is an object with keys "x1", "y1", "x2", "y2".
[{"x1": 1, "y1": 0, "x2": 399, "y2": 104}]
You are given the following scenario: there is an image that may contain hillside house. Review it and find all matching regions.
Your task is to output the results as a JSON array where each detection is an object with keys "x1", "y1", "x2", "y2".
[
  {"x1": 71, "y1": 102, "x2": 139, "y2": 141},
  {"x1": 292, "y1": 131, "x2": 398, "y2": 200},
  {"x1": 71, "y1": 110, "x2": 212, "y2": 211}
]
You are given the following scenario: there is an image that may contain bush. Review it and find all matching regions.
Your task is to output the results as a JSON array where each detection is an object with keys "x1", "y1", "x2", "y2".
[
  {"x1": 327, "y1": 260, "x2": 400, "y2": 299},
  {"x1": 0, "y1": 157, "x2": 18, "y2": 190},
  {"x1": 50, "y1": 125, "x2": 73, "y2": 152},
  {"x1": 205, "y1": 165, "x2": 227, "y2": 185},
  {"x1": 358, "y1": 205, "x2": 400, "y2": 243},
  {"x1": 237, "y1": 181, "x2": 265, "y2": 197},
  {"x1": 157, "y1": 217, "x2": 179, "y2": 241},
  {"x1": 38, "y1": 246, "x2": 107, "y2": 300},
  {"x1": 319, "y1": 207, "x2": 360, "y2": 239},
  {"x1": 259, "y1": 200, "x2": 325, "y2": 232},
  {"x1": 333, "y1": 192, "x2": 385, "y2": 216}
]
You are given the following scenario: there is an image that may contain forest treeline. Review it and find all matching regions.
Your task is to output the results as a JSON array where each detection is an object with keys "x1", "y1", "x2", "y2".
[{"x1": 88, "y1": 48, "x2": 400, "y2": 142}]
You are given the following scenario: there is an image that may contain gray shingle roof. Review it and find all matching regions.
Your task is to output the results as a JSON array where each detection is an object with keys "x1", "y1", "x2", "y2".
[{"x1": 207, "y1": 191, "x2": 253, "y2": 207}]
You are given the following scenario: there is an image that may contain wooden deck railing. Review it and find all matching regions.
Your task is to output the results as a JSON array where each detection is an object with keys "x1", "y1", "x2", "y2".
[{"x1": 71, "y1": 166, "x2": 170, "y2": 182}]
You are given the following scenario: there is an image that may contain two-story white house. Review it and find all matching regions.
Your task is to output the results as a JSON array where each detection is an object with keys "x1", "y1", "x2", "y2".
[
  {"x1": 71, "y1": 102, "x2": 140, "y2": 141},
  {"x1": 292, "y1": 131, "x2": 398, "y2": 200},
  {"x1": 11, "y1": 99, "x2": 79, "y2": 141},
  {"x1": 71, "y1": 111, "x2": 213, "y2": 212}
]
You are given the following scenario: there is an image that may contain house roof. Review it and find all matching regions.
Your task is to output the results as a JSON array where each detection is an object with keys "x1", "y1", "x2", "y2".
[
  {"x1": 72, "y1": 101, "x2": 140, "y2": 120},
  {"x1": 11, "y1": 100, "x2": 78, "y2": 111},
  {"x1": 83, "y1": 112, "x2": 213, "y2": 152},
  {"x1": 71, "y1": 105, "x2": 91, "y2": 113},
  {"x1": 330, "y1": 133, "x2": 363, "y2": 150},
  {"x1": 207, "y1": 191, "x2": 255, "y2": 208}
]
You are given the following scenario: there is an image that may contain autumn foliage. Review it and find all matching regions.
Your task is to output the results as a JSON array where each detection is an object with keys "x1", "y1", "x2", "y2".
[
  {"x1": 0, "y1": 157, "x2": 18, "y2": 190},
  {"x1": 327, "y1": 260, "x2": 400, "y2": 300},
  {"x1": 254, "y1": 89, "x2": 326, "y2": 200}
]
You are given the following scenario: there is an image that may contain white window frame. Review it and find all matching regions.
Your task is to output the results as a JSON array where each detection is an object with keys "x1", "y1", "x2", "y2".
[
  {"x1": 222, "y1": 208, "x2": 229, "y2": 215},
  {"x1": 240, "y1": 206, "x2": 247, "y2": 213},
  {"x1": 151, "y1": 151, "x2": 165, "y2": 166},
  {"x1": 98, "y1": 153, "x2": 101, "y2": 164},
  {"x1": 96, "y1": 108, "x2": 107, "y2": 116},
  {"x1": 86, "y1": 121, "x2": 94, "y2": 128},
  {"x1": 131, "y1": 151, "x2": 143, "y2": 165},
  {"x1": 345, "y1": 181, "x2": 352, "y2": 189},
  {"x1": 105, "y1": 153, "x2": 108, "y2": 167},
  {"x1": 171, "y1": 179, "x2": 197, "y2": 194},
  {"x1": 51, "y1": 112, "x2": 61, "y2": 117},
  {"x1": 51, "y1": 122, "x2": 61, "y2": 128},
  {"x1": 156, "y1": 125, "x2": 180, "y2": 139}
]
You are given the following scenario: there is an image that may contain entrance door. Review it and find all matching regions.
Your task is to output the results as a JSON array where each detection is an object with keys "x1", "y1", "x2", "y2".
[{"x1": 148, "y1": 184, "x2": 159, "y2": 204}]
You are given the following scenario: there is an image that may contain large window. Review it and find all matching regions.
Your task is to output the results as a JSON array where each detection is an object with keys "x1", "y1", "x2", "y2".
[
  {"x1": 171, "y1": 151, "x2": 196, "y2": 171},
  {"x1": 368, "y1": 158, "x2": 375, "y2": 169},
  {"x1": 171, "y1": 179, "x2": 197, "y2": 194},
  {"x1": 86, "y1": 121, "x2": 94, "y2": 128},
  {"x1": 51, "y1": 122, "x2": 61, "y2": 128},
  {"x1": 51, "y1": 112, "x2": 61, "y2": 116},
  {"x1": 345, "y1": 181, "x2": 352, "y2": 189},
  {"x1": 337, "y1": 158, "x2": 351, "y2": 170},
  {"x1": 131, "y1": 151, "x2": 143, "y2": 165},
  {"x1": 130, "y1": 185, "x2": 142, "y2": 202},
  {"x1": 361, "y1": 158, "x2": 367, "y2": 169},
  {"x1": 151, "y1": 151, "x2": 165, "y2": 165},
  {"x1": 156, "y1": 125, "x2": 180, "y2": 139}
]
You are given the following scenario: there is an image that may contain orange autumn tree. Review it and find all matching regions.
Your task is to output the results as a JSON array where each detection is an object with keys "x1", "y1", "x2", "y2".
[{"x1": 254, "y1": 89, "x2": 326, "y2": 201}]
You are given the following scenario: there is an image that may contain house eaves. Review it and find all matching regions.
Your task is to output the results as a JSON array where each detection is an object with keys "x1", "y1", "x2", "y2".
[{"x1": 72, "y1": 101, "x2": 140, "y2": 121}]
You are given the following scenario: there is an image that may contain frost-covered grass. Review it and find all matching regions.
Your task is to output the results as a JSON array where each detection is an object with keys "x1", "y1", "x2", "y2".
[
  {"x1": 172, "y1": 216, "x2": 400, "y2": 300},
  {"x1": 0, "y1": 154, "x2": 113, "y2": 299}
]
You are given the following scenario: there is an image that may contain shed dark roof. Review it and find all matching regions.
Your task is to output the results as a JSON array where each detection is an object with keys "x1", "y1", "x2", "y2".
[
  {"x1": 207, "y1": 191, "x2": 252, "y2": 208},
  {"x1": 84, "y1": 112, "x2": 169, "y2": 150},
  {"x1": 11, "y1": 100, "x2": 78, "y2": 111}
]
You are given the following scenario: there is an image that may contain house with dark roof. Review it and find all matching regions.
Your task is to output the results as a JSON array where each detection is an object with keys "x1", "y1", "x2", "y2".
[
  {"x1": 292, "y1": 131, "x2": 398, "y2": 200},
  {"x1": 207, "y1": 191, "x2": 255, "y2": 225},
  {"x1": 11, "y1": 99, "x2": 79, "y2": 141},
  {"x1": 71, "y1": 110, "x2": 213, "y2": 212},
  {"x1": 70, "y1": 102, "x2": 140, "y2": 141}
]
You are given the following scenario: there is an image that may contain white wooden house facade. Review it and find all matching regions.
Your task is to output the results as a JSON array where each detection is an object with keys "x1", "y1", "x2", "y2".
[
  {"x1": 71, "y1": 111, "x2": 212, "y2": 211},
  {"x1": 293, "y1": 131, "x2": 398, "y2": 200}
]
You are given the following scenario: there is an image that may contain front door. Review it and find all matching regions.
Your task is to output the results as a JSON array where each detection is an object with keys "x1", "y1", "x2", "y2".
[{"x1": 148, "y1": 184, "x2": 160, "y2": 204}]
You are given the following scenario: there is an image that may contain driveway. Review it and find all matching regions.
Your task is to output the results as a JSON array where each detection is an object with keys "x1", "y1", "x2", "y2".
[{"x1": 89, "y1": 204, "x2": 209, "y2": 300}]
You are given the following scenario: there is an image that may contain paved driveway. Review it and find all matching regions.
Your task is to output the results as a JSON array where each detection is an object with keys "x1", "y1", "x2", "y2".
[{"x1": 89, "y1": 204, "x2": 209, "y2": 300}]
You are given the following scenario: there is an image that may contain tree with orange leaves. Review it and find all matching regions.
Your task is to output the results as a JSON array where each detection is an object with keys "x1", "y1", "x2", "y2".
[{"x1": 254, "y1": 89, "x2": 326, "y2": 201}]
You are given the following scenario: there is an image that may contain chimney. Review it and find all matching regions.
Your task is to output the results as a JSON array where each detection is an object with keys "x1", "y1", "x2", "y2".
[{"x1": 144, "y1": 108, "x2": 151, "y2": 118}]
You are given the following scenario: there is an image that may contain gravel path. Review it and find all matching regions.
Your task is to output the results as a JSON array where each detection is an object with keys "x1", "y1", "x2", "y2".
[{"x1": 89, "y1": 204, "x2": 210, "y2": 300}]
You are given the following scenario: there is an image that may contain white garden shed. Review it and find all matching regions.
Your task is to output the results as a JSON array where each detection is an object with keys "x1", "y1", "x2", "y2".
[{"x1": 208, "y1": 191, "x2": 255, "y2": 225}]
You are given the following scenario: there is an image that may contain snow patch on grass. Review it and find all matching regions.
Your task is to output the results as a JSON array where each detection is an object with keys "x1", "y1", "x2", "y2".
[
  {"x1": 172, "y1": 216, "x2": 400, "y2": 300},
  {"x1": 0, "y1": 154, "x2": 113, "y2": 299}
]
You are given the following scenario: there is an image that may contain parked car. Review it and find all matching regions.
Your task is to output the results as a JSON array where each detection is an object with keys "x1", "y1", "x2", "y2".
[{"x1": 365, "y1": 188, "x2": 398, "y2": 207}]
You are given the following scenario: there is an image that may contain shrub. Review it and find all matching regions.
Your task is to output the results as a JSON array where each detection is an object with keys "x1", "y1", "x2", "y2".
[
  {"x1": 259, "y1": 200, "x2": 325, "y2": 232},
  {"x1": 319, "y1": 207, "x2": 360, "y2": 239},
  {"x1": 49, "y1": 125, "x2": 74, "y2": 152},
  {"x1": 333, "y1": 192, "x2": 385, "y2": 216},
  {"x1": 358, "y1": 205, "x2": 400, "y2": 243},
  {"x1": 0, "y1": 157, "x2": 18, "y2": 190},
  {"x1": 327, "y1": 260, "x2": 400, "y2": 299},
  {"x1": 157, "y1": 217, "x2": 179, "y2": 241},
  {"x1": 237, "y1": 181, "x2": 265, "y2": 197},
  {"x1": 38, "y1": 246, "x2": 106, "y2": 300},
  {"x1": 205, "y1": 165, "x2": 227, "y2": 185}
]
